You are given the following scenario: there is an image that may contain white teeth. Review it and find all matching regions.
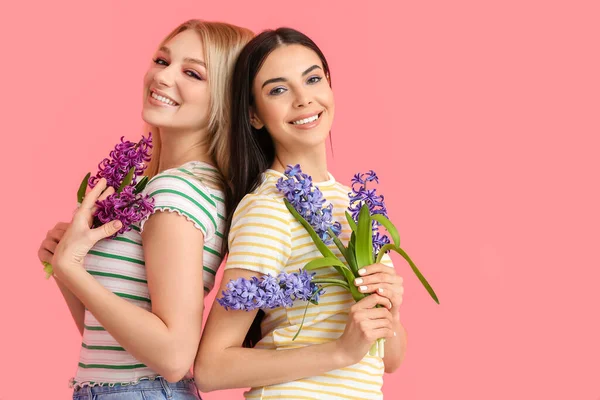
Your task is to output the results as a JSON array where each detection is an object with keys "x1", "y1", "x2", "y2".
[
  {"x1": 151, "y1": 92, "x2": 177, "y2": 106},
  {"x1": 292, "y1": 114, "x2": 319, "y2": 125}
]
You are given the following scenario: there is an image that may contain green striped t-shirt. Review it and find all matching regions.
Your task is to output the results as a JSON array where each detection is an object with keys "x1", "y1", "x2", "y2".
[{"x1": 71, "y1": 161, "x2": 225, "y2": 388}]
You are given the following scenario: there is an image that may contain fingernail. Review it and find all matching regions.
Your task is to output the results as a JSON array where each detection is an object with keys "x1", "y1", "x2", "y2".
[
  {"x1": 394, "y1": 332, "x2": 397, "y2": 337},
  {"x1": 378, "y1": 287, "x2": 384, "y2": 294},
  {"x1": 358, "y1": 269, "x2": 366, "y2": 276},
  {"x1": 359, "y1": 285, "x2": 368, "y2": 292},
  {"x1": 113, "y1": 221, "x2": 122, "y2": 229},
  {"x1": 355, "y1": 278, "x2": 363, "y2": 285}
]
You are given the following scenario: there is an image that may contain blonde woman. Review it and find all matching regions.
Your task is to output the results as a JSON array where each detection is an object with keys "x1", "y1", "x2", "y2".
[{"x1": 37, "y1": 20, "x2": 253, "y2": 399}]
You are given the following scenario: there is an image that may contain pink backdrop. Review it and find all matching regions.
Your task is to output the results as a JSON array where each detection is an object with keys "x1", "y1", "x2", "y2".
[{"x1": 2, "y1": 0, "x2": 599, "y2": 399}]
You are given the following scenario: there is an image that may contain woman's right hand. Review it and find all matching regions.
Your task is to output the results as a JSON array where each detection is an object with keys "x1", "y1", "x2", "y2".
[
  {"x1": 38, "y1": 222, "x2": 70, "y2": 265},
  {"x1": 335, "y1": 294, "x2": 396, "y2": 364}
]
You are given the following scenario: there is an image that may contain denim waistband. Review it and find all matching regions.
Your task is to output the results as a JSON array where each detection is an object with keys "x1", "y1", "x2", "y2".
[{"x1": 73, "y1": 376, "x2": 197, "y2": 396}]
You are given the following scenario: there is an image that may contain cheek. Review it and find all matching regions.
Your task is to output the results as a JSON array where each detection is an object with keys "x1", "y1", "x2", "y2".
[
  {"x1": 181, "y1": 82, "x2": 209, "y2": 106},
  {"x1": 259, "y1": 99, "x2": 288, "y2": 126},
  {"x1": 143, "y1": 70, "x2": 154, "y2": 89}
]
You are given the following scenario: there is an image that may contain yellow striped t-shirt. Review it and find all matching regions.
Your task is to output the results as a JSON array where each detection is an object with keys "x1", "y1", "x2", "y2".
[{"x1": 225, "y1": 169, "x2": 393, "y2": 400}]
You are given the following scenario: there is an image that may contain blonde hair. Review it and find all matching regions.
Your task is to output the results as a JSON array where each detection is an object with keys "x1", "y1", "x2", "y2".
[{"x1": 144, "y1": 20, "x2": 254, "y2": 187}]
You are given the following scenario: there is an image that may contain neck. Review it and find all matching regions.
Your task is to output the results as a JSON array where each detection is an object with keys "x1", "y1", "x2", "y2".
[
  {"x1": 156, "y1": 127, "x2": 212, "y2": 173},
  {"x1": 271, "y1": 143, "x2": 329, "y2": 182}
]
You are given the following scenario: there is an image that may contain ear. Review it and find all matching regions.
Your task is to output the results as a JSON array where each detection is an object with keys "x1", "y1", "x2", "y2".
[{"x1": 250, "y1": 109, "x2": 264, "y2": 130}]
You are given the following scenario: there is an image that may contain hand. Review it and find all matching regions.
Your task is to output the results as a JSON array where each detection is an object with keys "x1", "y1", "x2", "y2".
[
  {"x1": 335, "y1": 294, "x2": 395, "y2": 364},
  {"x1": 52, "y1": 178, "x2": 123, "y2": 279},
  {"x1": 38, "y1": 222, "x2": 70, "y2": 266},
  {"x1": 353, "y1": 263, "x2": 404, "y2": 321}
]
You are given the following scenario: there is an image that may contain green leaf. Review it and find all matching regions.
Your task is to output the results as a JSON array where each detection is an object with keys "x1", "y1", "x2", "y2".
[
  {"x1": 312, "y1": 278, "x2": 350, "y2": 289},
  {"x1": 345, "y1": 211, "x2": 357, "y2": 233},
  {"x1": 346, "y1": 239, "x2": 358, "y2": 275},
  {"x1": 284, "y1": 199, "x2": 336, "y2": 259},
  {"x1": 77, "y1": 172, "x2": 91, "y2": 204},
  {"x1": 304, "y1": 257, "x2": 350, "y2": 273},
  {"x1": 372, "y1": 214, "x2": 400, "y2": 247},
  {"x1": 117, "y1": 167, "x2": 136, "y2": 194},
  {"x1": 330, "y1": 232, "x2": 349, "y2": 263},
  {"x1": 392, "y1": 246, "x2": 439, "y2": 304},
  {"x1": 134, "y1": 176, "x2": 149, "y2": 194},
  {"x1": 355, "y1": 204, "x2": 374, "y2": 268},
  {"x1": 283, "y1": 199, "x2": 363, "y2": 301},
  {"x1": 375, "y1": 244, "x2": 399, "y2": 264}
]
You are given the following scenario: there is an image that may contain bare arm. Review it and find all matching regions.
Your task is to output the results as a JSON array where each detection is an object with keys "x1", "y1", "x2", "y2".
[
  {"x1": 38, "y1": 222, "x2": 85, "y2": 335},
  {"x1": 52, "y1": 181, "x2": 206, "y2": 382},
  {"x1": 194, "y1": 268, "x2": 395, "y2": 392}
]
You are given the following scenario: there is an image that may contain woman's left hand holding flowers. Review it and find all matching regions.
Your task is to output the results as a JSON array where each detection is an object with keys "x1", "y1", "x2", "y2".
[{"x1": 354, "y1": 264, "x2": 404, "y2": 321}]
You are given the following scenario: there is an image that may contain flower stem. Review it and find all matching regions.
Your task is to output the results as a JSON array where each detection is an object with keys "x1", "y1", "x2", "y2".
[
  {"x1": 292, "y1": 284, "x2": 338, "y2": 341},
  {"x1": 328, "y1": 228, "x2": 350, "y2": 265},
  {"x1": 42, "y1": 261, "x2": 53, "y2": 279}
]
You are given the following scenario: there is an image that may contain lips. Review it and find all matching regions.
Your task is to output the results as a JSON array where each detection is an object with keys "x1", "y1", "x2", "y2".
[
  {"x1": 149, "y1": 89, "x2": 179, "y2": 106},
  {"x1": 289, "y1": 111, "x2": 323, "y2": 125}
]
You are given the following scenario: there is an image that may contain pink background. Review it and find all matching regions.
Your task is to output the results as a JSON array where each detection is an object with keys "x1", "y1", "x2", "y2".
[{"x1": 2, "y1": 0, "x2": 599, "y2": 399}]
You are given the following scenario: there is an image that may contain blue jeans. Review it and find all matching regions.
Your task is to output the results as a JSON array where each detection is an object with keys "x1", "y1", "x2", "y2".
[{"x1": 72, "y1": 377, "x2": 201, "y2": 400}]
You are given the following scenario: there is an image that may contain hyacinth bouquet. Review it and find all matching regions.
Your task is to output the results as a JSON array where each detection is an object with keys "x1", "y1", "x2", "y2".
[
  {"x1": 217, "y1": 165, "x2": 438, "y2": 358},
  {"x1": 277, "y1": 165, "x2": 439, "y2": 357},
  {"x1": 42, "y1": 133, "x2": 155, "y2": 278}
]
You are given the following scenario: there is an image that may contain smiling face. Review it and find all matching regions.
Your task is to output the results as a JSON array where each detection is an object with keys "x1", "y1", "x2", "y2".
[
  {"x1": 142, "y1": 29, "x2": 210, "y2": 132},
  {"x1": 251, "y1": 44, "x2": 334, "y2": 155}
]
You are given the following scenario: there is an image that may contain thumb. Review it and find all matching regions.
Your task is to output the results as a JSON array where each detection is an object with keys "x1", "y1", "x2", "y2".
[{"x1": 90, "y1": 220, "x2": 123, "y2": 242}]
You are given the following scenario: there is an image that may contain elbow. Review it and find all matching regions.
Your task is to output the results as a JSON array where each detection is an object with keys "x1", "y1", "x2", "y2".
[
  {"x1": 384, "y1": 360, "x2": 402, "y2": 374},
  {"x1": 194, "y1": 360, "x2": 218, "y2": 392},
  {"x1": 194, "y1": 353, "x2": 222, "y2": 392},
  {"x1": 161, "y1": 366, "x2": 192, "y2": 384},
  {"x1": 157, "y1": 350, "x2": 196, "y2": 383}
]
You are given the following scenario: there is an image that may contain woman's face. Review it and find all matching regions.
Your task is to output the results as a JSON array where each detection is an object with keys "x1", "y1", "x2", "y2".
[
  {"x1": 251, "y1": 44, "x2": 334, "y2": 154},
  {"x1": 142, "y1": 29, "x2": 210, "y2": 132}
]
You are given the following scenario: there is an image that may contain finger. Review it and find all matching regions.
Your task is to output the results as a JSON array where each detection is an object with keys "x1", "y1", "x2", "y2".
[
  {"x1": 88, "y1": 220, "x2": 123, "y2": 243},
  {"x1": 80, "y1": 178, "x2": 108, "y2": 211},
  {"x1": 354, "y1": 273, "x2": 396, "y2": 288},
  {"x1": 38, "y1": 249, "x2": 54, "y2": 264},
  {"x1": 368, "y1": 327, "x2": 395, "y2": 341},
  {"x1": 357, "y1": 263, "x2": 397, "y2": 277},
  {"x1": 42, "y1": 238, "x2": 58, "y2": 254},
  {"x1": 351, "y1": 307, "x2": 393, "y2": 324},
  {"x1": 47, "y1": 229, "x2": 66, "y2": 242},
  {"x1": 90, "y1": 186, "x2": 115, "y2": 222},
  {"x1": 96, "y1": 185, "x2": 115, "y2": 203},
  {"x1": 360, "y1": 315, "x2": 394, "y2": 330},
  {"x1": 54, "y1": 222, "x2": 70, "y2": 231},
  {"x1": 354, "y1": 294, "x2": 394, "y2": 311}
]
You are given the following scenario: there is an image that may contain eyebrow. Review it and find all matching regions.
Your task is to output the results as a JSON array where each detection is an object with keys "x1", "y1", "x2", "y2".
[
  {"x1": 261, "y1": 64, "x2": 322, "y2": 89},
  {"x1": 158, "y1": 46, "x2": 206, "y2": 67}
]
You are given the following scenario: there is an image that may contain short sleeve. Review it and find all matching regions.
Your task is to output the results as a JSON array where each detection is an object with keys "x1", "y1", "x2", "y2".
[
  {"x1": 379, "y1": 251, "x2": 395, "y2": 268},
  {"x1": 138, "y1": 170, "x2": 219, "y2": 241},
  {"x1": 224, "y1": 194, "x2": 292, "y2": 276}
]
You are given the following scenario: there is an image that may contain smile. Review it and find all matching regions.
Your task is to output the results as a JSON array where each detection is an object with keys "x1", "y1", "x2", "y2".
[
  {"x1": 150, "y1": 90, "x2": 179, "y2": 106},
  {"x1": 290, "y1": 112, "x2": 323, "y2": 125}
]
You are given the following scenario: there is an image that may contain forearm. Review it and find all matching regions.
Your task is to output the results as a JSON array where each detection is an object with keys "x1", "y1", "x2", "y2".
[
  {"x1": 58, "y1": 267, "x2": 200, "y2": 380},
  {"x1": 55, "y1": 278, "x2": 85, "y2": 336},
  {"x1": 382, "y1": 317, "x2": 407, "y2": 373},
  {"x1": 196, "y1": 340, "x2": 350, "y2": 392}
]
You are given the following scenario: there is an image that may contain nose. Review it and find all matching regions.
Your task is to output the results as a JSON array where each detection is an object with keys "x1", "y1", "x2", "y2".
[
  {"x1": 292, "y1": 87, "x2": 313, "y2": 108},
  {"x1": 153, "y1": 65, "x2": 175, "y2": 88}
]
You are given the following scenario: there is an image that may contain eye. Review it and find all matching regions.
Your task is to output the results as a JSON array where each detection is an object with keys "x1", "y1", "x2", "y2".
[
  {"x1": 153, "y1": 57, "x2": 168, "y2": 66},
  {"x1": 185, "y1": 70, "x2": 203, "y2": 80},
  {"x1": 307, "y1": 76, "x2": 322, "y2": 84},
  {"x1": 269, "y1": 86, "x2": 287, "y2": 96}
]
